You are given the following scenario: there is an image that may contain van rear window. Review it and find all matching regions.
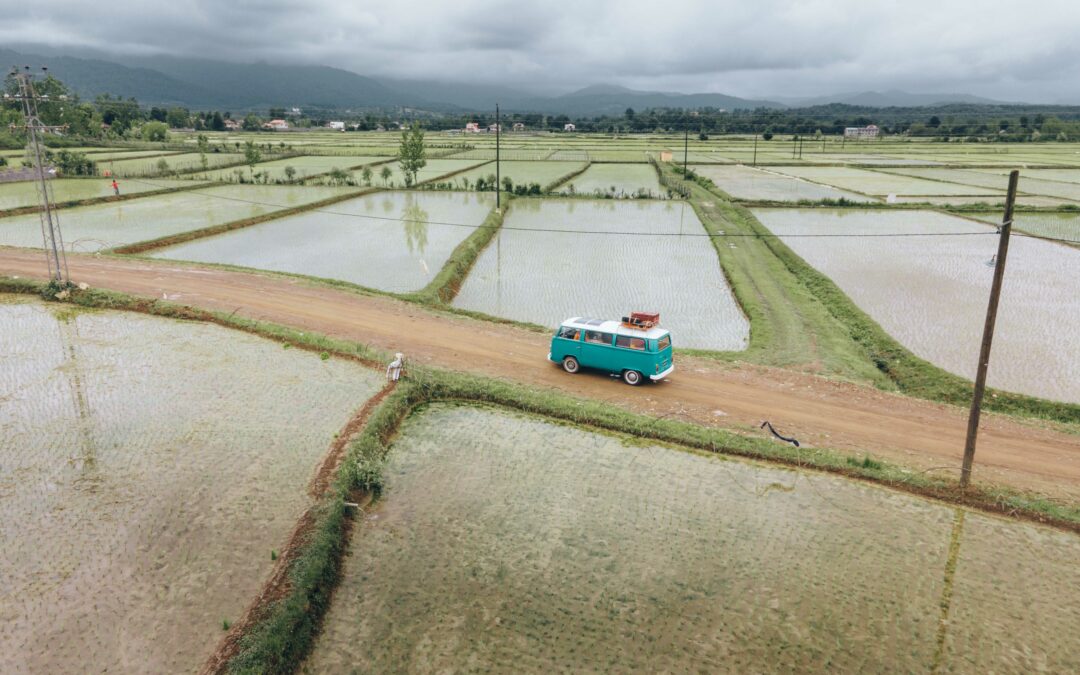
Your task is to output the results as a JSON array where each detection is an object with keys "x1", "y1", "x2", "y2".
[
  {"x1": 584, "y1": 330, "x2": 613, "y2": 345},
  {"x1": 615, "y1": 335, "x2": 646, "y2": 351},
  {"x1": 557, "y1": 326, "x2": 581, "y2": 340},
  {"x1": 657, "y1": 335, "x2": 671, "y2": 350}
]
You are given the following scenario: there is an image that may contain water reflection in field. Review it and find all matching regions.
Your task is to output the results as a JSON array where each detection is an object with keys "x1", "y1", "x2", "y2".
[
  {"x1": 753, "y1": 208, "x2": 1080, "y2": 402},
  {"x1": 453, "y1": 198, "x2": 750, "y2": 350},
  {"x1": 306, "y1": 404, "x2": 1080, "y2": 673},
  {"x1": 0, "y1": 296, "x2": 382, "y2": 673}
]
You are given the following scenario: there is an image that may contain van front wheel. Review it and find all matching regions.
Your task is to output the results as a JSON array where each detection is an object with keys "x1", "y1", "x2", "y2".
[
  {"x1": 562, "y1": 356, "x2": 580, "y2": 374},
  {"x1": 622, "y1": 370, "x2": 643, "y2": 386}
]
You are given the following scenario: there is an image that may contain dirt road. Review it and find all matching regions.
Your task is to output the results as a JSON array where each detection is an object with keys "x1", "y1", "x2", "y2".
[{"x1": 3, "y1": 247, "x2": 1078, "y2": 499}]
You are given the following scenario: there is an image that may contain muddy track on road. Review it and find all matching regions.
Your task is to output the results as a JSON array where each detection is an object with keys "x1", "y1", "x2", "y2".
[{"x1": 2, "y1": 247, "x2": 1078, "y2": 500}]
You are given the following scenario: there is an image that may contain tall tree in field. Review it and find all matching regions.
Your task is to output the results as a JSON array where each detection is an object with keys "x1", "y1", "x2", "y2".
[
  {"x1": 398, "y1": 123, "x2": 427, "y2": 188},
  {"x1": 196, "y1": 134, "x2": 210, "y2": 171},
  {"x1": 243, "y1": 141, "x2": 262, "y2": 178}
]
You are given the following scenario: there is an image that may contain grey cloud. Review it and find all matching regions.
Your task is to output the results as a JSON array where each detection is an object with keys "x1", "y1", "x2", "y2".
[{"x1": 1, "y1": 0, "x2": 1078, "y2": 101}]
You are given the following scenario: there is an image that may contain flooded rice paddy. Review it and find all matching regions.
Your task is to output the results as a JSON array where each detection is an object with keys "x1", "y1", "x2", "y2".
[
  {"x1": 0, "y1": 184, "x2": 357, "y2": 251},
  {"x1": 346, "y1": 159, "x2": 486, "y2": 188},
  {"x1": 560, "y1": 163, "x2": 664, "y2": 197},
  {"x1": 772, "y1": 166, "x2": 1003, "y2": 197},
  {"x1": 753, "y1": 208, "x2": 1080, "y2": 402},
  {"x1": 453, "y1": 160, "x2": 586, "y2": 189},
  {"x1": 453, "y1": 198, "x2": 750, "y2": 350},
  {"x1": 0, "y1": 178, "x2": 192, "y2": 212},
  {"x1": 151, "y1": 191, "x2": 495, "y2": 293},
  {"x1": 969, "y1": 211, "x2": 1080, "y2": 244},
  {"x1": 305, "y1": 404, "x2": 1080, "y2": 673},
  {"x1": 181, "y1": 155, "x2": 385, "y2": 182},
  {"x1": 692, "y1": 164, "x2": 876, "y2": 202},
  {"x1": 0, "y1": 295, "x2": 383, "y2": 673},
  {"x1": 98, "y1": 152, "x2": 245, "y2": 177}
]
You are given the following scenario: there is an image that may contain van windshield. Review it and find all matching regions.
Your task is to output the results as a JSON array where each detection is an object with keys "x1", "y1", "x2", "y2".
[
  {"x1": 557, "y1": 326, "x2": 580, "y2": 340},
  {"x1": 657, "y1": 335, "x2": 671, "y2": 350}
]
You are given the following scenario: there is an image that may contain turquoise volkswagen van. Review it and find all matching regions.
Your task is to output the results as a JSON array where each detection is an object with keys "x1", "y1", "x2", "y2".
[{"x1": 548, "y1": 317, "x2": 674, "y2": 385}]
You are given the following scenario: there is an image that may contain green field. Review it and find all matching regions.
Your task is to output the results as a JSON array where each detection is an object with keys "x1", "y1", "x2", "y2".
[
  {"x1": 305, "y1": 403, "x2": 1080, "y2": 673},
  {"x1": 559, "y1": 163, "x2": 664, "y2": 197},
  {"x1": 0, "y1": 177, "x2": 193, "y2": 211}
]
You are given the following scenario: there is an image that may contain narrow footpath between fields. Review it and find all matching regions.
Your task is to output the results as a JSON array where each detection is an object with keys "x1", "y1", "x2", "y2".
[{"x1": 3, "y1": 247, "x2": 1077, "y2": 500}]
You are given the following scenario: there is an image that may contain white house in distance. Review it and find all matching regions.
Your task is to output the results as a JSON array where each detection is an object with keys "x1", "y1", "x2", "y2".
[
  {"x1": 465, "y1": 122, "x2": 481, "y2": 133},
  {"x1": 223, "y1": 119, "x2": 241, "y2": 131},
  {"x1": 263, "y1": 119, "x2": 290, "y2": 131},
  {"x1": 512, "y1": 122, "x2": 525, "y2": 131},
  {"x1": 564, "y1": 123, "x2": 576, "y2": 132},
  {"x1": 488, "y1": 123, "x2": 502, "y2": 133},
  {"x1": 327, "y1": 121, "x2": 346, "y2": 131},
  {"x1": 844, "y1": 124, "x2": 879, "y2": 139}
]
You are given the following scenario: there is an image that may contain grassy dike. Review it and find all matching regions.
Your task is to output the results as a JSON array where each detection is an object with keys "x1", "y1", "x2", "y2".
[
  {"x1": 412, "y1": 196, "x2": 512, "y2": 304},
  {"x1": 671, "y1": 166, "x2": 1080, "y2": 425},
  {"x1": 2, "y1": 278, "x2": 1078, "y2": 674}
]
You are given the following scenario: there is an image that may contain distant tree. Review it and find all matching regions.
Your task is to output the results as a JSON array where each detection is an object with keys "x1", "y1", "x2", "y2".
[
  {"x1": 380, "y1": 165, "x2": 393, "y2": 186},
  {"x1": 625, "y1": 107, "x2": 635, "y2": 119},
  {"x1": 928, "y1": 115, "x2": 941, "y2": 128},
  {"x1": 360, "y1": 165, "x2": 373, "y2": 186},
  {"x1": 762, "y1": 131, "x2": 773, "y2": 141},
  {"x1": 502, "y1": 176, "x2": 513, "y2": 193},
  {"x1": 242, "y1": 114, "x2": 261, "y2": 131},
  {"x1": 166, "y1": 107, "x2": 189, "y2": 128},
  {"x1": 141, "y1": 121, "x2": 168, "y2": 142},
  {"x1": 55, "y1": 150, "x2": 96, "y2": 176},
  {"x1": 149, "y1": 107, "x2": 167, "y2": 122},
  {"x1": 698, "y1": 131, "x2": 708, "y2": 141},
  {"x1": 284, "y1": 165, "x2": 297, "y2": 182},
  {"x1": 243, "y1": 141, "x2": 262, "y2": 176},
  {"x1": 398, "y1": 123, "x2": 427, "y2": 187},
  {"x1": 156, "y1": 158, "x2": 171, "y2": 175},
  {"x1": 196, "y1": 134, "x2": 210, "y2": 170},
  {"x1": 269, "y1": 107, "x2": 286, "y2": 119},
  {"x1": 210, "y1": 112, "x2": 225, "y2": 131}
]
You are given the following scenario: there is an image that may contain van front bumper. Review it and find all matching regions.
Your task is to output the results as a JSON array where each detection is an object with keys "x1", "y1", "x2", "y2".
[{"x1": 650, "y1": 364, "x2": 675, "y2": 381}]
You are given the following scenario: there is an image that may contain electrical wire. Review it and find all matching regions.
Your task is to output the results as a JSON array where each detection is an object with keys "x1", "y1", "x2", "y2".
[{"x1": 116, "y1": 176, "x2": 1050, "y2": 240}]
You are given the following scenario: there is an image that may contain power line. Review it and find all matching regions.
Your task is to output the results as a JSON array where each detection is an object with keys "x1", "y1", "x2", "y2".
[{"x1": 121, "y1": 177, "x2": 1022, "y2": 240}]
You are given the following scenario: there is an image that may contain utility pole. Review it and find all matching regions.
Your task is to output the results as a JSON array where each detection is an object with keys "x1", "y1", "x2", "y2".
[
  {"x1": 11, "y1": 65, "x2": 70, "y2": 286},
  {"x1": 798, "y1": 136, "x2": 803, "y2": 160},
  {"x1": 960, "y1": 169, "x2": 1019, "y2": 488},
  {"x1": 683, "y1": 122, "x2": 689, "y2": 178},
  {"x1": 753, "y1": 134, "x2": 758, "y2": 167},
  {"x1": 495, "y1": 103, "x2": 501, "y2": 210}
]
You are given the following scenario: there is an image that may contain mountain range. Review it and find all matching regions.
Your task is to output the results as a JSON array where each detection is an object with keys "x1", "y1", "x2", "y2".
[{"x1": 1, "y1": 46, "x2": 1017, "y2": 115}]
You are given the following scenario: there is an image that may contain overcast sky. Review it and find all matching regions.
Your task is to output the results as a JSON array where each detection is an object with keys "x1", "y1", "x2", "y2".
[{"x1": 3, "y1": 0, "x2": 1079, "y2": 102}]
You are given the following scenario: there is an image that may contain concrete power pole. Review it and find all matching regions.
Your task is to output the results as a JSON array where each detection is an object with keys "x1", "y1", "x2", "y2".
[
  {"x1": 495, "y1": 103, "x2": 500, "y2": 210},
  {"x1": 10, "y1": 65, "x2": 70, "y2": 286},
  {"x1": 960, "y1": 169, "x2": 1020, "y2": 488}
]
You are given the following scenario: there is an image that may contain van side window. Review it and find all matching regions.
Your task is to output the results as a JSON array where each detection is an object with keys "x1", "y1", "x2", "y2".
[
  {"x1": 558, "y1": 326, "x2": 581, "y2": 340},
  {"x1": 584, "y1": 330, "x2": 613, "y2": 345},
  {"x1": 615, "y1": 335, "x2": 646, "y2": 351},
  {"x1": 657, "y1": 335, "x2": 671, "y2": 350}
]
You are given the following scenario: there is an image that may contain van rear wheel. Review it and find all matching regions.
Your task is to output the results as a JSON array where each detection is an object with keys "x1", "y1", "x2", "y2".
[
  {"x1": 562, "y1": 356, "x2": 580, "y2": 374},
  {"x1": 622, "y1": 370, "x2": 643, "y2": 386}
]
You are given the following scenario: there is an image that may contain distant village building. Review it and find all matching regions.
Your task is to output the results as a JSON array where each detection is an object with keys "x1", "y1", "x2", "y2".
[
  {"x1": 465, "y1": 122, "x2": 481, "y2": 133},
  {"x1": 563, "y1": 123, "x2": 576, "y2": 132},
  {"x1": 844, "y1": 124, "x2": 879, "y2": 139},
  {"x1": 512, "y1": 122, "x2": 525, "y2": 131},
  {"x1": 659, "y1": 150, "x2": 673, "y2": 162},
  {"x1": 288, "y1": 107, "x2": 302, "y2": 116},
  {"x1": 488, "y1": 123, "x2": 502, "y2": 133},
  {"x1": 263, "y1": 119, "x2": 290, "y2": 131},
  {"x1": 223, "y1": 119, "x2": 241, "y2": 131},
  {"x1": 327, "y1": 121, "x2": 346, "y2": 131}
]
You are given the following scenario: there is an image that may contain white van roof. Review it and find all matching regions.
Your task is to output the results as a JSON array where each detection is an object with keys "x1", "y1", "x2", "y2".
[{"x1": 561, "y1": 317, "x2": 670, "y2": 340}]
